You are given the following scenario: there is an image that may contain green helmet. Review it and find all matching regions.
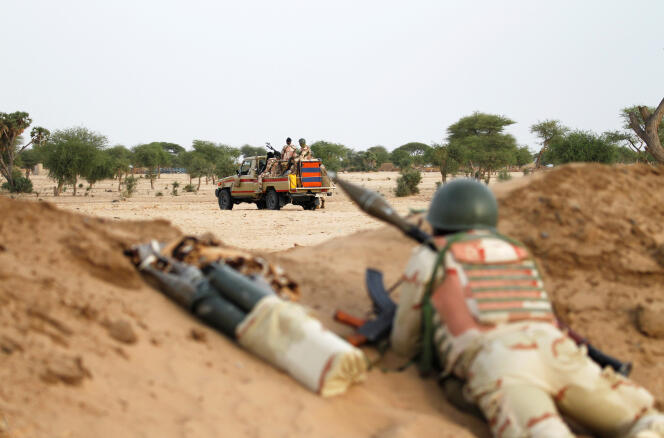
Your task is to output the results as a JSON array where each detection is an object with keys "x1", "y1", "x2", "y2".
[
  {"x1": 299, "y1": 138, "x2": 306, "y2": 146},
  {"x1": 427, "y1": 179, "x2": 498, "y2": 232}
]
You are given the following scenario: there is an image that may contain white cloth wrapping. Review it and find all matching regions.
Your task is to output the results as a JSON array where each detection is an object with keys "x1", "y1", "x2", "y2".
[{"x1": 235, "y1": 295, "x2": 367, "y2": 397}]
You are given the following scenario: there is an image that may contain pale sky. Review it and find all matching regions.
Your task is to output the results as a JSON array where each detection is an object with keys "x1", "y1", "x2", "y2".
[{"x1": 3, "y1": 0, "x2": 663, "y2": 152}]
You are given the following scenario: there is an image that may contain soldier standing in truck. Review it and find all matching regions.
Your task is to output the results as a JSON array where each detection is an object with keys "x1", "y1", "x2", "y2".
[{"x1": 297, "y1": 138, "x2": 313, "y2": 160}]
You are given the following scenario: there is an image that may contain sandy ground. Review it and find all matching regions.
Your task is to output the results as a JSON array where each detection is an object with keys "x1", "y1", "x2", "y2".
[
  {"x1": 1, "y1": 164, "x2": 663, "y2": 438},
  {"x1": 17, "y1": 170, "x2": 522, "y2": 251}
]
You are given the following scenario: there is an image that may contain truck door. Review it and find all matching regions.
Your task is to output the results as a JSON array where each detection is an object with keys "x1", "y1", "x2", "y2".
[{"x1": 234, "y1": 159, "x2": 259, "y2": 194}]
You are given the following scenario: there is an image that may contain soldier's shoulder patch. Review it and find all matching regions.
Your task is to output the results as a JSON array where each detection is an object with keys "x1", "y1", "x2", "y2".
[{"x1": 450, "y1": 238, "x2": 528, "y2": 264}]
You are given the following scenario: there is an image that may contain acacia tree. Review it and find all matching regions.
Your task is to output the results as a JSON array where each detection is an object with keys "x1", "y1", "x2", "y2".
[
  {"x1": 18, "y1": 147, "x2": 42, "y2": 179},
  {"x1": 240, "y1": 144, "x2": 265, "y2": 158},
  {"x1": 602, "y1": 130, "x2": 648, "y2": 163},
  {"x1": 624, "y1": 98, "x2": 664, "y2": 164},
  {"x1": 390, "y1": 142, "x2": 432, "y2": 168},
  {"x1": 515, "y1": 146, "x2": 534, "y2": 167},
  {"x1": 42, "y1": 127, "x2": 107, "y2": 196},
  {"x1": 132, "y1": 143, "x2": 168, "y2": 189},
  {"x1": 84, "y1": 151, "x2": 114, "y2": 189},
  {"x1": 367, "y1": 146, "x2": 390, "y2": 167},
  {"x1": 181, "y1": 151, "x2": 209, "y2": 190},
  {"x1": 106, "y1": 145, "x2": 133, "y2": 191},
  {"x1": 543, "y1": 130, "x2": 617, "y2": 164},
  {"x1": 309, "y1": 141, "x2": 351, "y2": 171},
  {"x1": 0, "y1": 112, "x2": 49, "y2": 190},
  {"x1": 428, "y1": 144, "x2": 459, "y2": 183},
  {"x1": 447, "y1": 112, "x2": 519, "y2": 183},
  {"x1": 530, "y1": 120, "x2": 568, "y2": 168},
  {"x1": 191, "y1": 140, "x2": 240, "y2": 183}
]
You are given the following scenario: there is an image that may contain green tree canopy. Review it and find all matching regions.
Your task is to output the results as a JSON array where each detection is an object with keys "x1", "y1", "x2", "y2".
[
  {"x1": 515, "y1": 146, "x2": 534, "y2": 167},
  {"x1": 191, "y1": 140, "x2": 240, "y2": 181},
  {"x1": 132, "y1": 143, "x2": 169, "y2": 188},
  {"x1": 158, "y1": 142, "x2": 185, "y2": 156},
  {"x1": 367, "y1": 146, "x2": 390, "y2": 167},
  {"x1": 390, "y1": 142, "x2": 432, "y2": 168},
  {"x1": 310, "y1": 141, "x2": 350, "y2": 171},
  {"x1": 428, "y1": 144, "x2": 459, "y2": 183},
  {"x1": 346, "y1": 150, "x2": 378, "y2": 171},
  {"x1": 542, "y1": 130, "x2": 618, "y2": 165},
  {"x1": 17, "y1": 147, "x2": 42, "y2": 178},
  {"x1": 447, "y1": 112, "x2": 518, "y2": 183},
  {"x1": 181, "y1": 150, "x2": 213, "y2": 189},
  {"x1": 84, "y1": 151, "x2": 114, "y2": 188},
  {"x1": 240, "y1": 144, "x2": 266, "y2": 158},
  {"x1": 106, "y1": 145, "x2": 133, "y2": 190},
  {"x1": 620, "y1": 104, "x2": 664, "y2": 163},
  {"x1": 0, "y1": 111, "x2": 49, "y2": 190},
  {"x1": 133, "y1": 142, "x2": 172, "y2": 179},
  {"x1": 42, "y1": 127, "x2": 107, "y2": 195},
  {"x1": 530, "y1": 120, "x2": 568, "y2": 168}
]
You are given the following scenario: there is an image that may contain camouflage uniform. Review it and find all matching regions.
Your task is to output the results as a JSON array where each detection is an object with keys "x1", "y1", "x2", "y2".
[
  {"x1": 281, "y1": 144, "x2": 296, "y2": 163},
  {"x1": 298, "y1": 145, "x2": 313, "y2": 160},
  {"x1": 392, "y1": 231, "x2": 664, "y2": 438},
  {"x1": 391, "y1": 179, "x2": 664, "y2": 438},
  {"x1": 258, "y1": 158, "x2": 279, "y2": 186}
]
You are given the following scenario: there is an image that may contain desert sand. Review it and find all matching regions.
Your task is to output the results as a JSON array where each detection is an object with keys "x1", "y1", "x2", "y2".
[
  {"x1": 1, "y1": 165, "x2": 663, "y2": 438},
  {"x1": 20, "y1": 170, "x2": 448, "y2": 251}
]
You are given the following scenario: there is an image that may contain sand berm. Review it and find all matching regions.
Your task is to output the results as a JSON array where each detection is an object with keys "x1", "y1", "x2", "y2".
[{"x1": 1, "y1": 163, "x2": 663, "y2": 438}]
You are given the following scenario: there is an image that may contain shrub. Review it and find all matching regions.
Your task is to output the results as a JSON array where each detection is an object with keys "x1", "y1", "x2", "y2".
[
  {"x1": 497, "y1": 169, "x2": 512, "y2": 181},
  {"x1": 394, "y1": 166, "x2": 421, "y2": 197},
  {"x1": 1, "y1": 170, "x2": 33, "y2": 193},
  {"x1": 435, "y1": 181, "x2": 442, "y2": 190},
  {"x1": 156, "y1": 191, "x2": 163, "y2": 197},
  {"x1": 171, "y1": 181, "x2": 180, "y2": 189},
  {"x1": 183, "y1": 184, "x2": 197, "y2": 193},
  {"x1": 123, "y1": 176, "x2": 138, "y2": 197}
]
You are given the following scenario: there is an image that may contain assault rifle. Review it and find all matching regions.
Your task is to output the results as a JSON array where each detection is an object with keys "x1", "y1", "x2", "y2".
[
  {"x1": 334, "y1": 269, "x2": 396, "y2": 346},
  {"x1": 330, "y1": 172, "x2": 632, "y2": 377},
  {"x1": 265, "y1": 142, "x2": 282, "y2": 160}
]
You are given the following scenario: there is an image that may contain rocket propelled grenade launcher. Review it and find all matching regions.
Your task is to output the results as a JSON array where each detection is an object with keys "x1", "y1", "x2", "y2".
[
  {"x1": 329, "y1": 172, "x2": 436, "y2": 251},
  {"x1": 331, "y1": 173, "x2": 633, "y2": 377},
  {"x1": 125, "y1": 238, "x2": 368, "y2": 396}
]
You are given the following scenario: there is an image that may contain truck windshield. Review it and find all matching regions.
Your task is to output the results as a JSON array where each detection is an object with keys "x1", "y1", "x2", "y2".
[{"x1": 239, "y1": 161, "x2": 252, "y2": 175}]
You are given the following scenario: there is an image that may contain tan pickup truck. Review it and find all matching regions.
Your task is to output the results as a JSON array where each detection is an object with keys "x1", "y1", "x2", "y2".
[{"x1": 215, "y1": 156, "x2": 334, "y2": 210}]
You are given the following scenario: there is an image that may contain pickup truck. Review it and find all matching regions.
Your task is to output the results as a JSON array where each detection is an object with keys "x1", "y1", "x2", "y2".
[{"x1": 214, "y1": 156, "x2": 334, "y2": 210}]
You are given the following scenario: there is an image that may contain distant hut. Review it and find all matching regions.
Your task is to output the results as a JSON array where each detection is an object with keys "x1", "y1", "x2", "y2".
[{"x1": 378, "y1": 162, "x2": 397, "y2": 172}]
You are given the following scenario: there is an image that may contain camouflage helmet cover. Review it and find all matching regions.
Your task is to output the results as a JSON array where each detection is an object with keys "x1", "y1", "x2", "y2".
[
  {"x1": 298, "y1": 138, "x2": 306, "y2": 146},
  {"x1": 427, "y1": 179, "x2": 498, "y2": 232}
]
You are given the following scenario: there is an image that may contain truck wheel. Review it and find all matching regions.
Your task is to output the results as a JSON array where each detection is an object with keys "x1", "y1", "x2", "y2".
[
  {"x1": 265, "y1": 189, "x2": 281, "y2": 210},
  {"x1": 218, "y1": 189, "x2": 233, "y2": 210},
  {"x1": 302, "y1": 197, "x2": 320, "y2": 210},
  {"x1": 256, "y1": 199, "x2": 267, "y2": 209}
]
